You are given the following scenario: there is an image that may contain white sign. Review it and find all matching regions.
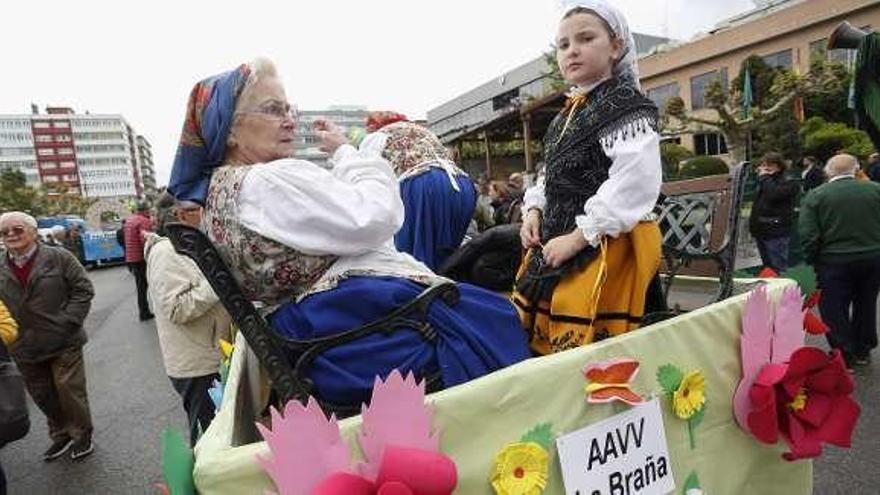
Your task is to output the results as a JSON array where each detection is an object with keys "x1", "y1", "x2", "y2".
[{"x1": 556, "y1": 398, "x2": 675, "y2": 495}]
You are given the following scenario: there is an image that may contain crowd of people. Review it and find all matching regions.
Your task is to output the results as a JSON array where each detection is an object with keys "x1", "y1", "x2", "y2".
[
  {"x1": 0, "y1": 1, "x2": 878, "y2": 492},
  {"x1": 749, "y1": 150, "x2": 880, "y2": 371}
]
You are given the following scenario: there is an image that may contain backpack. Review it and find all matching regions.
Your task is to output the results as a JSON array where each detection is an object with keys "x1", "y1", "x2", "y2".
[{"x1": 0, "y1": 343, "x2": 30, "y2": 447}]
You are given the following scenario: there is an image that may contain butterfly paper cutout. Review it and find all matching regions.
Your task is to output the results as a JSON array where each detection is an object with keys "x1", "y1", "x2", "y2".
[{"x1": 583, "y1": 358, "x2": 644, "y2": 406}]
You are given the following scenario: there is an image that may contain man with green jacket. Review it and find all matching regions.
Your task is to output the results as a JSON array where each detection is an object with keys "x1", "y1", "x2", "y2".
[{"x1": 799, "y1": 154, "x2": 880, "y2": 369}]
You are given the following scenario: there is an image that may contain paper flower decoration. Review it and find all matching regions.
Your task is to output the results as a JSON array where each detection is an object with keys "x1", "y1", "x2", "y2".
[
  {"x1": 158, "y1": 428, "x2": 195, "y2": 495},
  {"x1": 491, "y1": 424, "x2": 553, "y2": 495},
  {"x1": 748, "y1": 347, "x2": 860, "y2": 460},
  {"x1": 682, "y1": 471, "x2": 703, "y2": 495},
  {"x1": 583, "y1": 358, "x2": 644, "y2": 406},
  {"x1": 672, "y1": 371, "x2": 706, "y2": 420},
  {"x1": 733, "y1": 286, "x2": 805, "y2": 432},
  {"x1": 758, "y1": 267, "x2": 828, "y2": 335},
  {"x1": 657, "y1": 365, "x2": 707, "y2": 449},
  {"x1": 207, "y1": 379, "x2": 223, "y2": 411},
  {"x1": 257, "y1": 370, "x2": 457, "y2": 495}
]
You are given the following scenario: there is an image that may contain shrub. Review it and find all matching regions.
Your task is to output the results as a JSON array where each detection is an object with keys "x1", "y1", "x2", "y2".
[
  {"x1": 660, "y1": 142, "x2": 694, "y2": 180},
  {"x1": 678, "y1": 156, "x2": 730, "y2": 179},
  {"x1": 800, "y1": 117, "x2": 873, "y2": 163}
]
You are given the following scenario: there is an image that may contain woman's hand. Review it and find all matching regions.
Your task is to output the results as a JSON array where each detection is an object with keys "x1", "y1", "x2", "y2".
[
  {"x1": 542, "y1": 229, "x2": 589, "y2": 268},
  {"x1": 314, "y1": 119, "x2": 349, "y2": 154},
  {"x1": 520, "y1": 209, "x2": 542, "y2": 249}
]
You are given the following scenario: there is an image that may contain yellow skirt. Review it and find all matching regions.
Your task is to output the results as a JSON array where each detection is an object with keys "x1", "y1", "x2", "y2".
[{"x1": 512, "y1": 221, "x2": 662, "y2": 355}]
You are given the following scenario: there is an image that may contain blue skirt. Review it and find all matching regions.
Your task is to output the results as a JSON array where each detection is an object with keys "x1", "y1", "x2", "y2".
[
  {"x1": 395, "y1": 169, "x2": 477, "y2": 271},
  {"x1": 270, "y1": 276, "x2": 530, "y2": 405}
]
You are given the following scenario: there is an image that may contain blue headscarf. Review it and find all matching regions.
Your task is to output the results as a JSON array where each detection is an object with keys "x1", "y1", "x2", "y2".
[{"x1": 168, "y1": 64, "x2": 251, "y2": 204}]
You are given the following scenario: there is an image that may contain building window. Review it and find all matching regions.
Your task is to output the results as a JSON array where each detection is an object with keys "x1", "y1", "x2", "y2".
[
  {"x1": 33, "y1": 122, "x2": 50, "y2": 129},
  {"x1": 762, "y1": 49, "x2": 793, "y2": 69},
  {"x1": 41, "y1": 161, "x2": 58, "y2": 169},
  {"x1": 809, "y1": 39, "x2": 828, "y2": 63},
  {"x1": 37, "y1": 148, "x2": 55, "y2": 156},
  {"x1": 690, "y1": 69, "x2": 728, "y2": 110},
  {"x1": 56, "y1": 135, "x2": 71, "y2": 142},
  {"x1": 59, "y1": 160, "x2": 75, "y2": 168},
  {"x1": 694, "y1": 133, "x2": 728, "y2": 156},
  {"x1": 58, "y1": 147, "x2": 73, "y2": 155},
  {"x1": 53, "y1": 122, "x2": 70, "y2": 129},
  {"x1": 35, "y1": 135, "x2": 53, "y2": 143},
  {"x1": 646, "y1": 82, "x2": 680, "y2": 111},
  {"x1": 43, "y1": 175, "x2": 59, "y2": 182}
]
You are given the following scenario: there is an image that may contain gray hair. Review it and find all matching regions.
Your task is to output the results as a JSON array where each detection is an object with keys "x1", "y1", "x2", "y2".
[
  {"x1": 0, "y1": 211, "x2": 38, "y2": 229},
  {"x1": 824, "y1": 154, "x2": 860, "y2": 178},
  {"x1": 234, "y1": 57, "x2": 281, "y2": 116}
]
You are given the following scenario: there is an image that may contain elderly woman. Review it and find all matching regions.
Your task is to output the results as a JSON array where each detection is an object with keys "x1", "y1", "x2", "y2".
[
  {"x1": 374, "y1": 119, "x2": 477, "y2": 271},
  {"x1": 168, "y1": 59, "x2": 529, "y2": 405}
]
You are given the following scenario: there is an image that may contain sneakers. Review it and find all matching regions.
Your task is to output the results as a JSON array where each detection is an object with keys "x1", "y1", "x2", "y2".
[
  {"x1": 69, "y1": 437, "x2": 95, "y2": 461},
  {"x1": 43, "y1": 437, "x2": 74, "y2": 461}
]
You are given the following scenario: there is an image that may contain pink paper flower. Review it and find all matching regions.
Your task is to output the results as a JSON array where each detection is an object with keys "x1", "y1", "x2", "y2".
[{"x1": 748, "y1": 347, "x2": 860, "y2": 460}]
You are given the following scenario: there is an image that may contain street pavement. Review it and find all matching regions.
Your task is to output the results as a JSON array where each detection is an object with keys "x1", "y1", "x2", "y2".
[
  {"x1": 2, "y1": 266, "x2": 186, "y2": 494},
  {"x1": 1, "y1": 265, "x2": 878, "y2": 494}
]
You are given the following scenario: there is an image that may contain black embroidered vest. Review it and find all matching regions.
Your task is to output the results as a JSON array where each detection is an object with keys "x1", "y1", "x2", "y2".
[{"x1": 516, "y1": 78, "x2": 659, "y2": 301}]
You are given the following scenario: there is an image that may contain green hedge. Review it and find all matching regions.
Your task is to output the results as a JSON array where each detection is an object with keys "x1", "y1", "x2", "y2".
[{"x1": 677, "y1": 156, "x2": 729, "y2": 179}]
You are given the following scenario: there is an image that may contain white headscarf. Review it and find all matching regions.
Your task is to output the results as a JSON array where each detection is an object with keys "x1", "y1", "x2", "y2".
[{"x1": 558, "y1": 0, "x2": 641, "y2": 90}]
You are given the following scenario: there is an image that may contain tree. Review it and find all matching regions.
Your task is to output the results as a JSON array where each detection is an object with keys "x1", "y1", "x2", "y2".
[
  {"x1": 800, "y1": 117, "x2": 873, "y2": 163},
  {"x1": 663, "y1": 58, "x2": 849, "y2": 163},
  {"x1": 543, "y1": 46, "x2": 567, "y2": 94},
  {"x1": 0, "y1": 170, "x2": 43, "y2": 216},
  {"x1": 0, "y1": 169, "x2": 96, "y2": 218}
]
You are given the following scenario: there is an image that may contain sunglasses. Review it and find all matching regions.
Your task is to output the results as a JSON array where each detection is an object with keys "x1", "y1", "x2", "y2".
[{"x1": 0, "y1": 226, "x2": 27, "y2": 238}]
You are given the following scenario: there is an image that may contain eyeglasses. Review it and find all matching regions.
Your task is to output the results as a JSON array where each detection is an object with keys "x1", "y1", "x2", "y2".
[
  {"x1": 240, "y1": 101, "x2": 298, "y2": 122},
  {"x1": 0, "y1": 226, "x2": 26, "y2": 238}
]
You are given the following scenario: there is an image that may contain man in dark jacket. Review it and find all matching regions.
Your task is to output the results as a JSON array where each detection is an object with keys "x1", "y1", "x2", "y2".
[
  {"x1": 0, "y1": 211, "x2": 96, "y2": 462},
  {"x1": 800, "y1": 154, "x2": 880, "y2": 369},
  {"x1": 749, "y1": 152, "x2": 799, "y2": 273}
]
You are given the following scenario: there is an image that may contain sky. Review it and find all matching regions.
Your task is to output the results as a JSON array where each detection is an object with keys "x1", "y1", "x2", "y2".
[{"x1": 2, "y1": 0, "x2": 756, "y2": 185}]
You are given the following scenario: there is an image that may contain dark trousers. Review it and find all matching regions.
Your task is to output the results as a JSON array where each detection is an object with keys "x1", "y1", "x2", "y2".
[
  {"x1": 170, "y1": 373, "x2": 219, "y2": 446},
  {"x1": 756, "y1": 236, "x2": 790, "y2": 274},
  {"x1": 0, "y1": 459, "x2": 5, "y2": 495},
  {"x1": 817, "y1": 256, "x2": 880, "y2": 358},
  {"x1": 129, "y1": 261, "x2": 151, "y2": 318},
  {"x1": 15, "y1": 347, "x2": 93, "y2": 444}
]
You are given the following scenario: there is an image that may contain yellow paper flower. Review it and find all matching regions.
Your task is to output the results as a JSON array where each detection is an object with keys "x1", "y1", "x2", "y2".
[
  {"x1": 491, "y1": 442, "x2": 549, "y2": 495},
  {"x1": 789, "y1": 388, "x2": 808, "y2": 412},
  {"x1": 673, "y1": 370, "x2": 706, "y2": 419}
]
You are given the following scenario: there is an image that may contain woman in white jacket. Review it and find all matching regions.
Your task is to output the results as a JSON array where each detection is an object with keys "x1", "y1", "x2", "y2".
[{"x1": 145, "y1": 193, "x2": 231, "y2": 446}]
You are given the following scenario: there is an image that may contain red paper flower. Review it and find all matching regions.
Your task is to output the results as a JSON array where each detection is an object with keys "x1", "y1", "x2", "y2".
[{"x1": 748, "y1": 347, "x2": 860, "y2": 460}]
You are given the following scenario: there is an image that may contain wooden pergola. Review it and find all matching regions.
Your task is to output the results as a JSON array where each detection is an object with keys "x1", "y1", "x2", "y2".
[{"x1": 438, "y1": 89, "x2": 568, "y2": 176}]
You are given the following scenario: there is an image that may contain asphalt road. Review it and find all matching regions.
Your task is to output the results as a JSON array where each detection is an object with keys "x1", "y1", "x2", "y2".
[
  {"x1": 2, "y1": 266, "x2": 186, "y2": 494},
  {"x1": 1, "y1": 265, "x2": 878, "y2": 494}
]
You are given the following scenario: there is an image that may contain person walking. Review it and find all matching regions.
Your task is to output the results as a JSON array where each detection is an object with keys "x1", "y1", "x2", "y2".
[
  {"x1": 0, "y1": 212, "x2": 96, "y2": 461},
  {"x1": 145, "y1": 193, "x2": 231, "y2": 445},
  {"x1": 800, "y1": 154, "x2": 880, "y2": 369},
  {"x1": 124, "y1": 201, "x2": 154, "y2": 321}
]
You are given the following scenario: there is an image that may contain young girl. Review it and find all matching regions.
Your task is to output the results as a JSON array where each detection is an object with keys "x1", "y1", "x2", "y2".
[{"x1": 512, "y1": 0, "x2": 662, "y2": 355}]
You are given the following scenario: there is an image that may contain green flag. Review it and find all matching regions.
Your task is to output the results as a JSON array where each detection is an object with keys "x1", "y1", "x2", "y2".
[{"x1": 742, "y1": 64, "x2": 753, "y2": 119}]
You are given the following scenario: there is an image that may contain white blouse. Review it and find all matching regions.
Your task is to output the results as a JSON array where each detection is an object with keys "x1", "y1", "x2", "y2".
[
  {"x1": 236, "y1": 138, "x2": 440, "y2": 293},
  {"x1": 521, "y1": 124, "x2": 662, "y2": 246}
]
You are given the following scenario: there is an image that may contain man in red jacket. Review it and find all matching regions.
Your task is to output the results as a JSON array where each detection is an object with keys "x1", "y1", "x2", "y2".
[{"x1": 124, "y1": 201, "x2": 154, "y2": 321}]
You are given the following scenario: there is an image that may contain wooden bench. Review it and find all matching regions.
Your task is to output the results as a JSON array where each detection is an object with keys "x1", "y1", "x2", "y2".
[{"x1": 655, "y1": 162, "x2": 751, "y2": 308}]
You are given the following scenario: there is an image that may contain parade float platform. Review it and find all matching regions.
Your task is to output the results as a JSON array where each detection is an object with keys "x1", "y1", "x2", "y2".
[{"x1": 191, "y1": 276, "x2": 811, "y2": 495}]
